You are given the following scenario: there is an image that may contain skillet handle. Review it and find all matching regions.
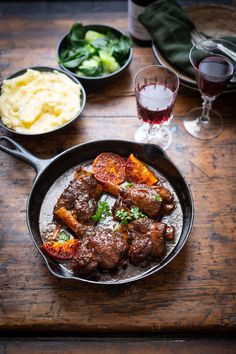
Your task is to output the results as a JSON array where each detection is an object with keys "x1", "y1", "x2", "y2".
[{"x1": 0, "y1": 136, "x2": 52, "y2": 175}]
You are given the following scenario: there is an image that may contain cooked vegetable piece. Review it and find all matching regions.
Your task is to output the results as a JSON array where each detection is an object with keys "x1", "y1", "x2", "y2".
[
  {"x1": 55, "y1": 207, "x2": 84, "y2": 237},
  {"x1": 93, "y1": 152, "x2": 126, "y2": 185},
  {"x1": 125, "y1": 154, "x2": 158, "y2": 185},
  {"x1": 85, "y1": 30, "x2": 105, "y2": 43},
  {"x1": 91, "y1": 201, "x2": 112, "y2": 223},
  {"x1": 67, "y1": 23, "x2": 86, "y2": 45},
  {"x1": 99, "y1": 50, "x2": 120, "y2": 73},
  {"x1": 107, "y1": 35, "x2": 132, "y2": 65},
  {"x1": 91, "y1": 37, "x2": 108, "y2": 49},
  {"x1": 102, "y1": 182, "x2": 121, "y2": 196},
  {"x1": 78, "y1": 56, "x2": 103, "y2": 76},
  {"x1": 42, "y1": 239, "x2": 80, "y2": 260}
]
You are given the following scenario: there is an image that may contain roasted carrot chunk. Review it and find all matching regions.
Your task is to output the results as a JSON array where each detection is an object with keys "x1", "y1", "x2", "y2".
[
  {"x1": 93, "y1": 152, "x2": 126, "y2": 185},
  {"x1": 125, "y1": 154, "x2": 158, "y2": 185},
  {"x1": 102, "y1": 181, "x2": 121, "y2": 197},
  {"x1": 54, "y1": 207, "x2": 84, "y2": 237},
  {"x1": 42, "y1": 239, "x2": 80, "y2": 261}
]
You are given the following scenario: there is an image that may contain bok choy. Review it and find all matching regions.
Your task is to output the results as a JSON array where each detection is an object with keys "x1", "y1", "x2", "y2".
[{"x1": 59, "y1": 23, "x2": 132, "y2": 77}]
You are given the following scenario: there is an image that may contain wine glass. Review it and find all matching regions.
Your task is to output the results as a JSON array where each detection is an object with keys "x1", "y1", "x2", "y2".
[
  {"x1": 134, "y1": 65, "x2": 179, "y2": 150},
  {"x1": 184, "y1": 38, "x2": 236, "y2": 140}
]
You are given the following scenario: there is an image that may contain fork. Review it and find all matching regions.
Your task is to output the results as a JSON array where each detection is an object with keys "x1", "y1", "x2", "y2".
[
  {"x1": 191, "y1": 30, "x2": 236, "y2": 62},
  {"x1": 190, "y1": 30, "x2": 206, "y2": 46}
]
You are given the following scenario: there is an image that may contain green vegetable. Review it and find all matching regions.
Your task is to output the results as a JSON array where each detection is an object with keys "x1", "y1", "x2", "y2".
[
  {"x1": 78, "y1": 56, "x2": 103, "y2": 76},
  {"x1": 91, "y1": 37, "x2": 108, "y2": 49},
  {"x1": 59, "y1": 45, "x2": 95, "y2": 69},
  {"x1": 58, "y1": 230, "x2": 70, "y2": 243},
  {"x1": 67, "y1": 23, "x2": 86, "y2": 46},
  {"x1": 130, "y1": 207, "x2": 147, "y2": 220},
  {"x1": 91, "y1": 201, "x2": 112, "y2": 223},
  {"x1": 124, "y1": 182, "x2": 134, "y2": 189},
  {"x1": 85, "y1": 30, "x2": 105, "y2": 43},
  {"x1": 99, "y1": 50, "x2": 120, "y2": 73},
  {"x1": 155, "y1": 194, "x2": 163, "y2": 202},
  {"x1": 115, "y1": 209, "x2": 131, "y2": 225},
  {"x1": 116, "y1": 207, "x2": 147, "y2": 225},
  {"x1": 107, "y1": 35, "x2": 132, "y2": 65},
  {"x1": 59, "y1": 22, "x2": 132, "y2": 77}
]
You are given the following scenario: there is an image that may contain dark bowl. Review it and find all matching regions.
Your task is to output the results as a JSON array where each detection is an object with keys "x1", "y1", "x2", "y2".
[
  {"x1": 0, "y1": 66, "x2": 86, "y2": 137},
  {"x1": 57, "y1": 24, "x2": 133, "y2": 89}
]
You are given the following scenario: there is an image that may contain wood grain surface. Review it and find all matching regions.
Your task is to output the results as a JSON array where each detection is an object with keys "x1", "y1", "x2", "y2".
[{"x1": 0, "y1": 1, "x2": 236, "y2": 339}]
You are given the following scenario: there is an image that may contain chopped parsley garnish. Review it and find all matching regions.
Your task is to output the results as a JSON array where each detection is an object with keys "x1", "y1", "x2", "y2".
[
  {"x1": 155, "y1": 194, "x2": 162, "y2": 202},
  {"x1": 115, "y1": 209, "x2": 131, "y2": 225},
  {"x1": 130, "y1": 207, "x2": 147, "y2": 220},
  {"x1": 116, "y1": 207, "x2": 147, "y2": 225},
  {"x1": 91, "y1": 201, "x2": 112, "y2": 223},
  {"x1": 58, "y1": 230, "x2": 70, "y2": 243},
  {"x1": 124, "y1": 182, "x2": 134, "y2": 189}
]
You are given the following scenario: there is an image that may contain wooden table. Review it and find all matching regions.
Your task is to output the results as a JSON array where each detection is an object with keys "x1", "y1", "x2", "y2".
[{"x1": 0, "y1": 1, "x2": 236, "y2": 352}]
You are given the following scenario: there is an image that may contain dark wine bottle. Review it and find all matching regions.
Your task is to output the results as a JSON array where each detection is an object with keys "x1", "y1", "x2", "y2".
[{"x1": 128, "y1": 0, "x2": 155, "y2": 46}]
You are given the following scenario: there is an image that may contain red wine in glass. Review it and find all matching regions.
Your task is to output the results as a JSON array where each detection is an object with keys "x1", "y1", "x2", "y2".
[
  {"x1": 184, "y1": 38, "x2": 236, "y2": 140},
  {"x1": 134, "y1": 65, "x2": 179, "y2": 150},
  {"x1": 196, "y1": 54, "x2": 235, "y2": 97},
  {"x1": 136, "y1": 83, "x2": 175, "y2": 124}
]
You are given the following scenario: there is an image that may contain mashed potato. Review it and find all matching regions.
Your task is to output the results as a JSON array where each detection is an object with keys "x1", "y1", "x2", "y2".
[{"x1": 0, "y1": 69, "x2": 81, "y2": 134}]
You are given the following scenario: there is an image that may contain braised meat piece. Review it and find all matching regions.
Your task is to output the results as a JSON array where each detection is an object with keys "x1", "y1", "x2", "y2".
[
  {"x1": 112, "y1": 184, "x2": 175, "y2": 219},
  {"x1": 71, "y1": 239, "x2": 98, "y2": 275},
  {"x1": 65, "y1": 220, "x2": 128, "y2": 275},
  {"x1": 127, "y1": 219, "x2": 167, "y2": 267},
  {"x1": 54, "y1": 167, "x2": 102, "y2": 224},
  {"x1": 90, "y1": 228, "x2": 128, "y2": 270}
]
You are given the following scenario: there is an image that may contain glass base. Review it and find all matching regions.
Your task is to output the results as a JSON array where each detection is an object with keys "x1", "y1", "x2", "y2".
[
  {"x1": 135, "y1": 124, "x2": 172, "y2": 150},
  {"x1": 183, "y1": 107, "x2": 223, "y2": 140}
]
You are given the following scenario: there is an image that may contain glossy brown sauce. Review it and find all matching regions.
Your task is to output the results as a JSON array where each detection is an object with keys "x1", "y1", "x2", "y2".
[{"x1": 39, "y1": 160, "x2": 183, "y2": 282}]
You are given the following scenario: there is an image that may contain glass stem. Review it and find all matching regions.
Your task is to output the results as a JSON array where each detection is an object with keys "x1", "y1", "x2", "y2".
[
  {"x1": 148, "y1": 123, "x2": 160, "y2": 138},
  {"x1": 200, "y1": 95, "x2": 215, "y2": 124}
]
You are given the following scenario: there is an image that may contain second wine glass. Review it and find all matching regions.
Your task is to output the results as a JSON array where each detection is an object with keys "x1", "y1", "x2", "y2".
[
  {"x1": 184, "y1": 38, "x2": 236, "y2": 140},
  {"x1": 134, "y1": 65, "x2": 179, "y2": 150}
]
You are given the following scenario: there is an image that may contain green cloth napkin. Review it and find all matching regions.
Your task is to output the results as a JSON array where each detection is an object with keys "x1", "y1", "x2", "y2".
[{"x1": 138, "y1": 0, "x2": 236, "y2": 81}]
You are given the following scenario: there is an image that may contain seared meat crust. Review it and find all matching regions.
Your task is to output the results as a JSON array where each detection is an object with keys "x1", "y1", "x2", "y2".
[
  {"x1": 54, "y1": 167, "x2": 102, "y2": 224},
  {"x1": 71, "y1": 239, "x2": 98, "y2": 275},
  {"x1": 113, "y1": 184, "x2": 175, "y2": 219},
  {"x1": 70, "y1": 225, "x2": 128, "y2": 275},
  {"x1": 128, "y1": 219, "x2": 166, "y2": 267}
]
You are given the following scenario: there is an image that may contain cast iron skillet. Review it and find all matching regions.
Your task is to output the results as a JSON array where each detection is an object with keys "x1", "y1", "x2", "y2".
[{"x1": 0, "y1": 136, "x2": 194, "y2": 285}]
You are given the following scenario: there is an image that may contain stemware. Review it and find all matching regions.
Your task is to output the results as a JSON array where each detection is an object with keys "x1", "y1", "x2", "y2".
[
  {"x1": 184, "y1": 38, "x2": 236, "y2": 140},
  {"x1": 134, "y1": 65, "x2": 179, "y2": 150}
]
